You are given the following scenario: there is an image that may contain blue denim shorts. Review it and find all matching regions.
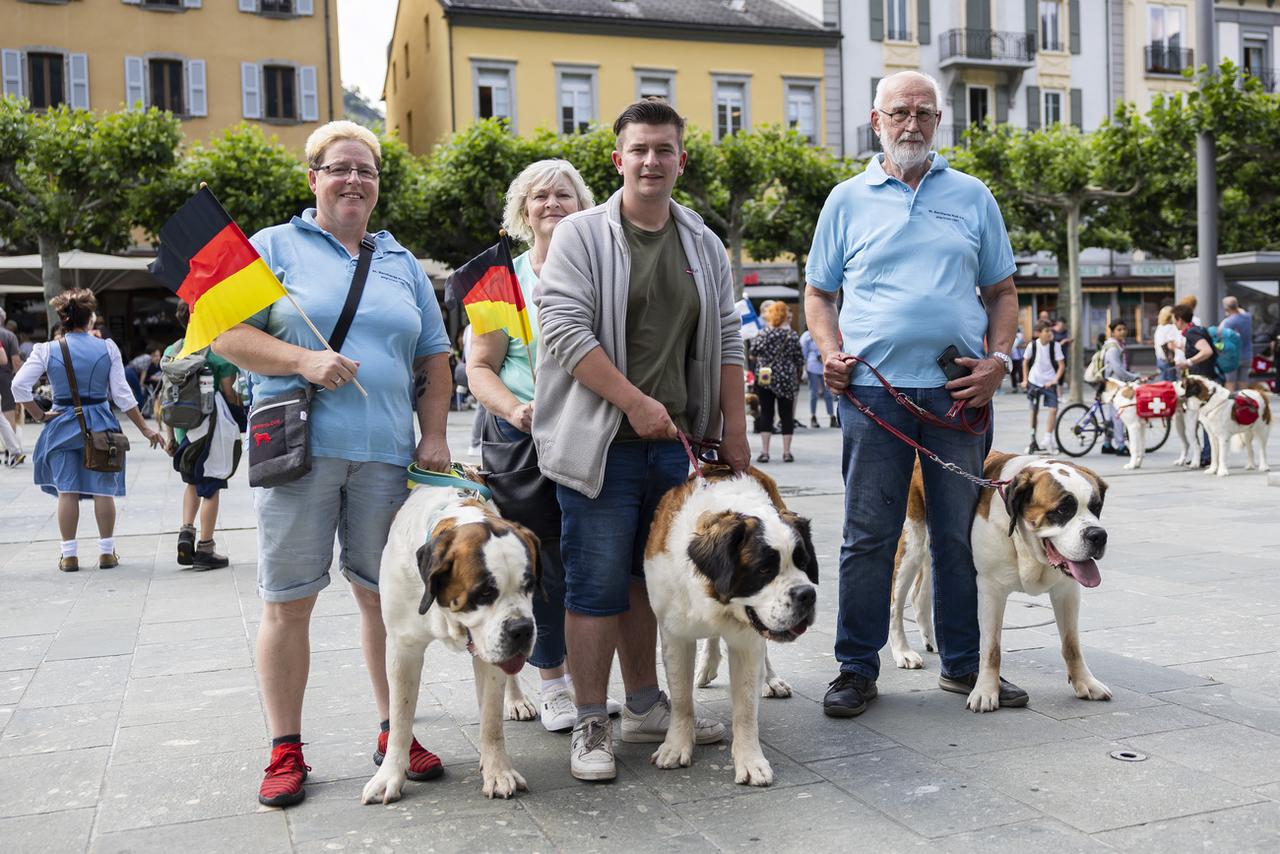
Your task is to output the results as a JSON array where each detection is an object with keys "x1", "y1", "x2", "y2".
[
  {"x1": 253, "y1": 456, "x2": 410, "y2": 603},
  {"x1": 1026, "y1": 383, "x2": 1059, "y2": 409},
  {"x1": 557, "y1": 441, "x2": 689, "y2": 617}
]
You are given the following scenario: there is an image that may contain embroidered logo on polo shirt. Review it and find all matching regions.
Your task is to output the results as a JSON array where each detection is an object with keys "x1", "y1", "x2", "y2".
[
  {"x1": 928, "y1": 209, "x2": 965, "y2": 224},
  {"x1": 375, "y1": 269, "x2": 411, "y2": 288}
]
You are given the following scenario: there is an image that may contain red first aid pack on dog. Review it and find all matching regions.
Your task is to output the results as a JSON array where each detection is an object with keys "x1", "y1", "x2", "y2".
[
  {"x1": 1135, "y1": 382, "x2": 1177, "y2": 419},
  {"x1": 1233, "y1": 394, "x2": 1261, "y2": 426}
]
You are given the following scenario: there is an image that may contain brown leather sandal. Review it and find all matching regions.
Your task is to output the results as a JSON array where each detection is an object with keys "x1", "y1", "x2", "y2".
[
  {"x1": 98, "y1": 552, "x2": 120, "y2": 569},
  {"x1": 59, "y1": 556, "x2": 79, "y2": 573}
]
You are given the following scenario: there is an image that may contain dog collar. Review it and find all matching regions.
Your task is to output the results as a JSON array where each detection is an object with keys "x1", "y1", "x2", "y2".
[{"x1": 406, "y1": 463, "x2": 493, "y2": 501}]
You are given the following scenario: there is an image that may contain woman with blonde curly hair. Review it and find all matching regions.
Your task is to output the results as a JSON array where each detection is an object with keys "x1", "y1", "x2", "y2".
[
  {"x1": 11, "y1": 288, "x2": 164, "y2": 572},
  {"x1": 751, "y1": 300, "x2": 804, "y2": 462}
]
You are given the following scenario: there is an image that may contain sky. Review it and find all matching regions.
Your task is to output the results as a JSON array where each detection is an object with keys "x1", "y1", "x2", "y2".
[{"x1": 336, "y1": 0, "x2": 825, "y2": 108}]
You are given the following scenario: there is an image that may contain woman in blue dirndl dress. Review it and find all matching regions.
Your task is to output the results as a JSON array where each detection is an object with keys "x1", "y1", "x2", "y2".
[{"x1": 11, "y1": 289, "x2": 164, "y2": 572}]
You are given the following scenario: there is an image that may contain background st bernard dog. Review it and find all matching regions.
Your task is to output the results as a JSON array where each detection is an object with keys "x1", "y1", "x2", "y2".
[
  {"x1": 1176, "y1": 377, "x2": 1272, "y2": 477},
  {"x1": 362, "y1": 479, "x2": 540, "y2": 804},
  {"x1": 645, "y1": 467, "x2": 818, "y2": 786},
  {"x1": 890, "y1": 454, "x2": 1112, "y2": 712}
]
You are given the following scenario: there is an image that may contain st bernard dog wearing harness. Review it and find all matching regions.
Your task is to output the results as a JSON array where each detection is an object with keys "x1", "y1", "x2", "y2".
[
  {"x1": 1176, "y1": 376, "x2": 1272, "y2": 477},
  {"x1": 645, "y1": 466, "x2": 818, "y2": 786},
  {"x1": 890, "y1": 453, "x2": 1112, "y2": 712},
  {"x1": 362, "y1": 474, "x2": 540, "y2": 804}
]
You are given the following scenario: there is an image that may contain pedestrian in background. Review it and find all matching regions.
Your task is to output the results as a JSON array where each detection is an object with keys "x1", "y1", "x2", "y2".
[
  {"x1": 1221, "y1": 296, "x2": 1253, "y2": 390},
  {"x1": 1153, "y1": 305, "x2": 1180, "y2": 382},
  {"x1": 1021, "y1": 321, "x2": 1064, "y2": 453},
  {"x1": 10, "y1": 289, "x2": 164, "y2": 572},
  {"x1": 163, "y1": 301, "x2": 242, "y2": 571},
  {"x1": 0, "y1": 308, "x2": 24, "y2": 464},
  {"x1": 1100, "y1": 320, "x2": 1140, "y2": 456},
  {"x1": 752, "y1": 301, "x2": 804, "y2": 463},
  {"x1": 1009, "y1": 326, "x2": 1026, "y2": 394},
  {"x1": 801, "y1": 327, "x2": 835, "y2": 427}
]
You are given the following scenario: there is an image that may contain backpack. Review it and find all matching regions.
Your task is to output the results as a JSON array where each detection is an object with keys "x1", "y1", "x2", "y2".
[
  {"x1": 1024, "y1": 340, "x2": 1059, "y2": 374},
  {"x1": 1209, "y1": 325, "x2": 1242, "y2": 375},
  {"x1": 1083, "y1": 341, "x2": 1117, "y2": 385},
  {"x1": 159, "y1": 343, "x2": 215, "y2": 430}
]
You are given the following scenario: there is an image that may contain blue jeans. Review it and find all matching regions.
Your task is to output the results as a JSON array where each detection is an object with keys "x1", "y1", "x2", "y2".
[
  {"x1": 557, "y1": 441, "x2": 689, "y2": 617},
  {"x1": 835, "y1": 387, "x2": 988, "y2": 680},
  {"x1": 808, "y1": 371, "x2": 833, "y2": 417},
  {"x1": 1157, "y1": 359, "x2": 1177, "y2": 382}
]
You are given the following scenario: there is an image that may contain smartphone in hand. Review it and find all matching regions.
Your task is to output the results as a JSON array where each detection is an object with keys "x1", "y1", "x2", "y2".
[{"x1": 937, "y1": 345, "x2": 971, "y2": 382}]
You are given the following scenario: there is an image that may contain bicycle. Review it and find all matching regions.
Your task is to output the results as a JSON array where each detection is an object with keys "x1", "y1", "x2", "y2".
[{"x1": 1054, "y1": 387, "x2": 1171, "y2": 458}]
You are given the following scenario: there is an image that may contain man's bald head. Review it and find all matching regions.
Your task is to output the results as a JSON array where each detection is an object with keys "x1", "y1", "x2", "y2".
[{"x1": 874, "y1": 71, "x2": 943, "y2": 112}]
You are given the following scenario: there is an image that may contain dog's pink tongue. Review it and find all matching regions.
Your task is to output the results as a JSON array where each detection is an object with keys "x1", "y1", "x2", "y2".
[
  {"x1": 789, "y1": 622, "x2": 809, "y2": 638},
  {"x1": 1066, "y1": 558, "x2": 1102, "y2": 588},
  {"x1": 498, "y1": 654, "x2": 527, "y2": 675}
]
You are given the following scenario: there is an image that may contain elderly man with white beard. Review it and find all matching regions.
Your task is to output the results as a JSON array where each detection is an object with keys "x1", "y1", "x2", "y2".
[{"x1": 803, "y1": 70, "x2": 1024, "y2": 718}]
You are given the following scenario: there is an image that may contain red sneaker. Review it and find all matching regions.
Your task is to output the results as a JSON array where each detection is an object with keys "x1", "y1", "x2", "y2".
[
  {"x1": 374, "y1": 730, "x2": 444, "y2": 781},
  {"x1": 258, "y1": 742, "x2": 310, "y2": 807}
]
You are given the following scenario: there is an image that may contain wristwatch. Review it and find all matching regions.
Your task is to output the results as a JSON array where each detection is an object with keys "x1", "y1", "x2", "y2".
[{"x1": 989, "y1": 352, "x2": 1013, "y2": 375}]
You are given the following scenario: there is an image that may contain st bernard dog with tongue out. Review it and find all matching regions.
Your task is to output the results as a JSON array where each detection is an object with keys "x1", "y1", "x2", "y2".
[
  {"x1": 362, "y1": 475, "x2": 540, "y2": 804},
  {"x1": 889, "y1": 453, "x2": 1112, "y2": 712}
]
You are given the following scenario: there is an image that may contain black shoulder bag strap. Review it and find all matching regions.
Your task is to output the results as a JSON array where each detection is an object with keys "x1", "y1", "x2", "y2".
[
  {"x1": 58, "y1": 338, "x2": 92, "y2": 439},
  {"x1": 329, "y1": 234, "x2": 376, "y2": 353}
]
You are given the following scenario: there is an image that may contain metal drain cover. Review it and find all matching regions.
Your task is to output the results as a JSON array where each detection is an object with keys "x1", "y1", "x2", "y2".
[{"x1": 1109, "y1": 750, "x2": 1147, "y2": 762}]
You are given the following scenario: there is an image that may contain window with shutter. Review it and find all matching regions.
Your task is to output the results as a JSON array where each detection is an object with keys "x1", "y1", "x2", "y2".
[
  {"x1": 299, "y1": 65, "x2": 318, "y2": 121},
  {"x1": 149, "y1": 58, "x2": 185, "y2": 114},
  {"x1": 241, "y1": 62, "x2": 261, "y2": 118},
  {"x1": 186, "y1": 59, "x2": 207, "y2": 117},
  {"x1": 27, "y1": 52, "x2": 65, "y2": 110},
  {"x1": 1, "y1": 50, "x2": 23, "y2": 99},
  {"x1": 239, "y1": 0, "x2": 258, "y2": 12},
  {"x1": 636, "y1": 71, "x2": 674, "y2": 104},
  {"x1": 68, "y1": 53, "x2": 89, "y2": 110},
  {"x1": 264, "y1": 65, "x2": 297, "y2": 120},
  {"x1": 475, "y1": 65, "x2": 514, "y2": 124},
  {"x1": 785, "y1": 83, "x2": 818, "y2": 144},
  {"x1": 297, "y1": 0, "x2": 314, "y2": 16},
  {"x1": 558, "y1": 73, "x2": 593, "y2": 134},
  {"x1": 713, "y1": 78, "x2": 748, "y2": 140},
  {"x1": 125, "y1": 56, "x2": 146, "y2": 110}
]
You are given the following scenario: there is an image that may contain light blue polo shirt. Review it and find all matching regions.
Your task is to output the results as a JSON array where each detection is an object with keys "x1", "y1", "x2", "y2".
[
  {"x1": 805, "y1": 153, "x2": 1016, "y2": 388},
  {"x1": 246, "y1": 210, "x2": 451, "y2": 465}
]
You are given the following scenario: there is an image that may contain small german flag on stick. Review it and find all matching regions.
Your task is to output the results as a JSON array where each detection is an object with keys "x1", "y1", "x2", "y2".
[
  {"x1": 149, "y1": 185, "x2": 366, "y2": 396},
  {"x1": 445, "y1": 233, "x2": 534, "y2": 377}
]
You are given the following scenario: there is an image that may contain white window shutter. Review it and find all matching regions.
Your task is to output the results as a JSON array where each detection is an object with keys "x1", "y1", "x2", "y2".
[
  {"x1": 1, "y1": 49, "x2": 22, "y2": 98},
  {"x1": 183, "y1": 0, "x2": 203, "y2": 8},
  {"x1": 299, "y1": 64, "x2": 318, "y2": 121},
  {"x1": 124, "y1": 56, "x2": 146, "y2": 110},
  {"x1": 296, "y1": 0, "x2": 314, "y2": 15},
  {"x1": 121, "y1": 0, "x2": 142, "y2": 5},
  {"x1": 241, "y1": 62, "x2": 261, "y2": 118},
  {"x1": 186, "y1": 59, "x2": 206, "y2": 117},
  {"x1": 238, "y1": 0, "x2": 257, "y2": 12},
  {"x1": 68, "y1": 53, "x2": 90, "y2": 110}
]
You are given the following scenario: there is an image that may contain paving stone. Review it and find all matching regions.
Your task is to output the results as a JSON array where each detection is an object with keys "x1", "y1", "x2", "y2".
[
  {"x1": 136, "y1": 616, "x2": 246, "y2": 645},
  {"x1": 0, "y1": 602, "x2": 75, "y2": 639},
  {"x1": 96, "y1": 746, "x2": 265, "y2": 833},
  {"x1": 1076, "y1": 613, "x2": 1280, "y2": 668},
  {"x1": 1180, "y1": 651, "x2": 1280, "y2": 697},
  {"x1": 112, "y1": 711, "x2": 264, "y2": 765},
  {"x1": 933, "y1": 817, "x2": 1113, "y2": 853},
  {"x1": 0, "y1": 635, "x2": 54, "y2": 672},
  {"x1": 131, "y1": 635, "x2": 252, "y2": 678},
  {"x1": 946, "y1": 736, "x2": 1264, "y2": 833},
  {"x1": 46, "y1": 618, "x2": 140, "y2": 661},
  {"x1": 673, "y1": 781, "x2": 927, "y2": 849},
  {"x1": 1016, "y1": 644, "x2": 1216, "y2": 696},
  {"x1": 702, "y1": 694, "x2": 896, "y2": 764},
  {"x1": 306, "y1": 708, "x2": 477, "y2": 786},
  {"x1": 457, "y1": 719, "x2": 585, "y2": 794},
  {"x1": 19, "y1": 656, "x2": 131, "y2": 708},
  {"x1": 0, "y1": 747, "x2": 109, "y2": 818},
  {"x1": 1094, "y1": 801, "x2": 1280, "y2": 853},
  {"x1": 1065, "y1": 703, "x2": 1220, "y2": 740},
  {"x1": 65, "y1": 587, "x2": 147, "y2": 625},
  {"x1": 141, "y1": 592, "x2": 244, "y2": 624},
  {"x1": 0, "y1": 700, "x2": 118, "y2": 757},
  {"x1": 1127, "y1": 722, "x2": 1280, "y2": 788},
  {"x1": 2, "y1": 668, "x2": 34, "y2": 705},
  {"x1": 118, "y1": 667, "x2": 260, "y2": 728},
  {"x1": 0, "y1": 807, "x2": 95, "y2": 854},
  {"x1": 91, "y1": 811, "x2": 292, "y2": 854},
  {"x1": 1155, "y1": 684, "x2": 1280, "y2": 736},
  {"x1": 615, "y1": 737, "x2": 821, "y2": 806}
]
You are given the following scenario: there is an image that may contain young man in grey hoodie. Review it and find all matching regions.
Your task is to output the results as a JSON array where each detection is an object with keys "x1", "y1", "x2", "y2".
[{"x1": 532, "y1": 99, "x2": 750, "y2": 782}]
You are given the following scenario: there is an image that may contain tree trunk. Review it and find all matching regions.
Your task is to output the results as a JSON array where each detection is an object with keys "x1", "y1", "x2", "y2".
[
  {"x1": 1065, "y1": 204, "x2": 1084, "y2": 404},
  {"x1": 729, "y1": 227, "x2": 744, "y2": 300},
  {"x1": 793, "y1": 257, "x2": 807, "y2": 330},
  {"x1": 38, "y1": 233, "x2": 63, "y2": 333}
]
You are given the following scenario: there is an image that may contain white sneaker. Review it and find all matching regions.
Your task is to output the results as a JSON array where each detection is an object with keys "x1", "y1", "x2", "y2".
[
  {"x1": 570, "y1": 716, "x2": 616, "y2": 781},
  {"x1": 620, "y1": 691, "x2": 724, "y2": 744},
  {"x1": 563, "y1": 676, "x2": 623, "y2": 717},
  {"x1": 540, "y1": 686, "x2": 577, "y2": 733},
  {"x1": 1042, "y1": 435, "x2": 1058, "y2": 453}
]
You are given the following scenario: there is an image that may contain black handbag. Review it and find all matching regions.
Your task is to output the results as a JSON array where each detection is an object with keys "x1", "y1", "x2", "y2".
[
  {"x1": 480, "y1": 415, "x2": 560, "y2": 541},
  {"x1": 60, "y1": 338, "x2": 130, "y2": 473},
  {"x1": 247, "y1": 234, "x2": 374, "y2": 488}
]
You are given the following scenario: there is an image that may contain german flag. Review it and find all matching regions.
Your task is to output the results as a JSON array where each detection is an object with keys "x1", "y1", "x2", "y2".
[
  {"x1": 445, "y1": 235, "x2": 532, "y2": 346},
  {"x1": 148, "y1": 186, "x2": 287, "y2": 357}
]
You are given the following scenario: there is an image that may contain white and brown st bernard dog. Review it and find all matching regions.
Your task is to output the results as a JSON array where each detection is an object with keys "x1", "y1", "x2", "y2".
[
  {"x1": 362, "y1": 477, "x2": 540, "y2": 804},
  {"x1": 890, "y1": 454, "x2": 1112, "y2": 712},
  {"x1": 645, "y1": 467, "x2": 818, "y2": 786},
  {"x1": 1175, "y1": 376, "x2": 1272, "y2": 477}
]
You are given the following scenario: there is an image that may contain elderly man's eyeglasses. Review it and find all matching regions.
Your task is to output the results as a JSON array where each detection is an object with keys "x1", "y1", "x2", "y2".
[
  {"x1": 316, "y1": 163, "x2": 380, "y2": 182},
  {"x1": 878, "y1": 108, "x2": 939, "y2": 126}
]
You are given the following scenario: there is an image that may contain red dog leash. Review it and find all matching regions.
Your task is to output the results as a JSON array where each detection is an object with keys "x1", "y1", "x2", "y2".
[
  {"x1": 838, "y1": 355, "x2": 1010, "y2": 496},
  {"x1": 678, "y1": 432, "x2": 722, "y2": 479}
]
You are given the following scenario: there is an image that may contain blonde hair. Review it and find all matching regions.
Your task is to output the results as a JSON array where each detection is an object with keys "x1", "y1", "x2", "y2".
[
  {"x1": 763, "y1": 301, "x2": 790, "y2": 327},
  {"x1": 1157, "y1": 305, "x2": 1173, "y2": 325},
  {"x1": 305, "y1": 120, "x2": 381, "y2": 169},
  {"x1": 1177, "y1": 294, "x2": 1198, "y2": 310},
  {"x1": 502, "y1": 160, "x2": 595, "y2": 244}
]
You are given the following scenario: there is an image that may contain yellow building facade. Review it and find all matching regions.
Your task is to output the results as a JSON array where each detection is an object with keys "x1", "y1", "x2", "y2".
[
  {"x1": 2, "y1": 0, "x2": 343, "y2": 150},
  {"x1": 384, "y1": 0, "x2": 838, "y2": 154}
]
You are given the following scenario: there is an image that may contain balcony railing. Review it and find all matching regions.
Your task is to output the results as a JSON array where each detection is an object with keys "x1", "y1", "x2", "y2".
[
  {"x1": 857, "y1": 123, "x2": 972, "y2": 156},
  {"x1": 1245, "y1": 66, "x2": 1278, "y2": 93},
  {"x1": 1145, "y1": 44, "x2": 1193, "y2": 75},
  {"x1": 939, "y1": 29, "x2": 1036, "y2": 64}
]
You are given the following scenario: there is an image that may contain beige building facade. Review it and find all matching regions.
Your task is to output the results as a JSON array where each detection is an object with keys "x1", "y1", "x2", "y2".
[{"x1": 2, "y1": 0, "x2": 343, "y2": 150}]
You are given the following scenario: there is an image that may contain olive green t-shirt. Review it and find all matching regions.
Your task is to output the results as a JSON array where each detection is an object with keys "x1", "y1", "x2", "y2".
[{"x1": 616, "y1": 215, "x2": 699, "y2": 441}]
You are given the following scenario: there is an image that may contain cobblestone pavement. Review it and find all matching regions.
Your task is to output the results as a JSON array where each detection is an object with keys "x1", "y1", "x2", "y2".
[{"x1": 2, "y1": 390, "x2": 1278, "y2": 853}]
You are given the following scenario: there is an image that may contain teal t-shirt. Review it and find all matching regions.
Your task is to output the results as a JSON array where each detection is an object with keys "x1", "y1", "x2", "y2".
[
  {"x1": 494, "y1": 251, "x2": 541, "y2": 404},
  {"x1": 246, "y1": 210, "x2": 451, "y2": 465}
]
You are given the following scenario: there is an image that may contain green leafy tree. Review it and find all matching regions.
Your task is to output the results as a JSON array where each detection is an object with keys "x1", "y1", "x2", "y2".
[
  {"x1": 0, "y1": 97, "x2": 182, "y2": 325},
  {"x1": 369, "y1": 134, "x2": 432, "y2": 256}
]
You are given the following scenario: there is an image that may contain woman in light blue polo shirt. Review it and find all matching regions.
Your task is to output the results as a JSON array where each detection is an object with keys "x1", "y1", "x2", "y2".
[
  {"x1": 467, "y1": 160, "x2": 625, "y2": 732},
  {"x1": 212, "y1": 121, "x2": 453, "y2": 808}
]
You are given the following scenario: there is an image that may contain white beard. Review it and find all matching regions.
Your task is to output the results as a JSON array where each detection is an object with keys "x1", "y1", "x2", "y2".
[{"x1": 879, "y1": 127, "x2": 931, "y2": 171}]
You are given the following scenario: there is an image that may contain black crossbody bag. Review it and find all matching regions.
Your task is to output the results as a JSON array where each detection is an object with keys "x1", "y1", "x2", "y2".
[{"x1": 247, "y1": 235, "x2": 375, "y2": 488}]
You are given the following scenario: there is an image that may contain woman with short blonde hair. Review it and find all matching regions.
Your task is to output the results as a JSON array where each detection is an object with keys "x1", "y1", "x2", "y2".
[
  {"x1": 1153, "y1": 304, "x2": 1181, "y2": 381},
  {"x1": 501, "y1": 159, "x2": 595, "y2": 244}
]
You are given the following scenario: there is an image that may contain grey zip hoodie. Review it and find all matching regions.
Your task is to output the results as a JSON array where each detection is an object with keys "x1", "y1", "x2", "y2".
[{"x1": 532, "y1": 189, "x2": 744, "y2": 498}]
